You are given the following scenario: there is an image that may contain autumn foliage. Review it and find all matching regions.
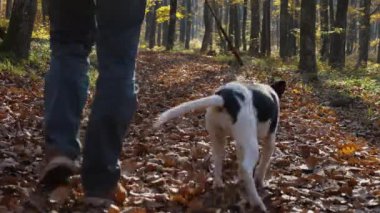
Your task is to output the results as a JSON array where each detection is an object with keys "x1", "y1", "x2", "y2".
[{"x1": 0, "y1": 51, "x2": 379, "y2": 212}]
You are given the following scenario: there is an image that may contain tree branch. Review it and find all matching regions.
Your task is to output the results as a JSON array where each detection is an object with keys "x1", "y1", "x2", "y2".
[{"x1": 370, "y1": 5, "x2": 379, "y2": 16}]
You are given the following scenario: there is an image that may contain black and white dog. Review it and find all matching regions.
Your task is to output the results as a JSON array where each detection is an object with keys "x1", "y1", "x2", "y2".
[{"x1": 154, "y1": 81, "x2": 286, "y2": 212}]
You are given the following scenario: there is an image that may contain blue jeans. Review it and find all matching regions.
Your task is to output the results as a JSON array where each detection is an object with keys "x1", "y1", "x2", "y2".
[{"x1": 44, "y1": 0, "x2": 146, "y2": 197}]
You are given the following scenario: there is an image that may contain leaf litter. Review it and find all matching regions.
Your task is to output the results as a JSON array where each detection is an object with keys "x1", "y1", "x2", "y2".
[{"x1": 0, "y1": 51, "x2": 379, "y2": 212}]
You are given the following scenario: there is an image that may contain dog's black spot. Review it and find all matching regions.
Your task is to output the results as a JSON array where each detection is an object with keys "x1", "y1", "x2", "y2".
[
  {"x1": 250, "y1": 89, "x2": 279, "y2": 133},
  {"x1": 269, "y1": 93, "x2": 279, "y2": 133},
  {"x1": 215, "y1": 88, "x2": 243, "y2": 123}
]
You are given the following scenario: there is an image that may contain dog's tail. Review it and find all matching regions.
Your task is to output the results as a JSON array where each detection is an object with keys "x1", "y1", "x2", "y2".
[{"x1": 154, "y1": 95, "x2": 224, "y2": 128}]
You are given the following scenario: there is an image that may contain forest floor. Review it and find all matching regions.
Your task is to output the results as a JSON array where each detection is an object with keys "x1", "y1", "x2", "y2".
[{"x1": 1, "y1": 51, "x2": 380, "y2": 212}]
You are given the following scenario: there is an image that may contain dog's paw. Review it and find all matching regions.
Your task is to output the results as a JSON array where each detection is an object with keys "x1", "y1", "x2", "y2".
[
  {"x1": 254, "y1": 176, "x2": 265, "y2": 190},
  {"x1": 212, "y1": 179, "x2": 225, "y2": 188},
  {"x1": 250, "y1": 200, "x2": 267, "y2": 213}
]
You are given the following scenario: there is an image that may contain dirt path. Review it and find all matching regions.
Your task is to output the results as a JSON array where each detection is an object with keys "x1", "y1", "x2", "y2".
[{"x1": 1, "y1": 51, "x2": 379, "y2": 212}]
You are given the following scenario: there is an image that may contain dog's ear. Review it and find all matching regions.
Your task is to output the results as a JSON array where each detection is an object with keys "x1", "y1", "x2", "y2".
[{"x1": 271, "y1": 80, "x2": 286, "y2": 98}]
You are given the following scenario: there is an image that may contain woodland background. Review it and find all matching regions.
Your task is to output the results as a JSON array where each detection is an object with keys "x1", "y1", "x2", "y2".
[{"x1": 0, "y1": 0, "x2": 380, "y2": 212}]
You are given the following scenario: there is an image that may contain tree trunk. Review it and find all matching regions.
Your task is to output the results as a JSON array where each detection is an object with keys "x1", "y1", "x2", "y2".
[
  {"x1": 320, "y1": 0, "x2": 330, "y2": 61},
  {"x1": 41, "y1": 0, "x2": 48, "y2": 24},
  {"x1": 145, "y1": 7, "x2": 153, "y2": 43},
  {"x1": 215, "y1": 2, "x2": 226, "y2": 52},
  {"x1": 378, "y1": 41, "x2": 380, "y2": 63},
  {"x1": 163, "y1": 20, "x2": 169, "y2": 46},
  {"x1": 249, "y1": 0, "x2": 260, "y2": 56},
  {"x1": 233, "y1": 4, "x2": 241, "y2": 50},
  {"x1": 166, "y1": 0, "x2": 177, "y2": 50},
  {"x1": 357, "y1": 0, "x2": 371, "y2": 67},
  {"x1": 191, "y1": 0, "x2": 197, "y2": 39},
  {"x1": 179, "y1": 0, "x2": 186, "y2": 43},
  {"x1": 6, "y1": 0, "x2": 12, "y2": 19},
  {"x1": 288, "y1": 0, "x2": 299, "y2": 56},
  {"x1": 260, "y1": 0, "x2": 271, "y2": 56},
  {"x1": 299, "y1": 0, "x2": 317, "y2": 81},
  {"x1": 242, "y1": 0, "x2": 248, "y2": 51},
  {"x1": 1, "y1": 0, "x2": 37, "y2": 60},
  {"x1": 280, "y1": 0, "x2": 290, "y2": 59},
  {"x1": 179, "y1": 18, "x2": 185, "y2": 43},
  {"x1": 228, "y1": 2, "x2": 234, "y2": 39},
  {"x1": 185, "y1": 0, "x2": 192, "y2": 49},
  {"x1": 201, "y1": 0, "x2": 213, "y2": 53},
  {"x1": 223, "y1": 0, "x2": 229, "y2": 28},
  {"x1": 329, "y1": 0, "x2": 335, "y2": 55},
  {"x1": 329, "y1": 0, "x2": 335, "y2": 28},
  {"x1": 329, "y1": 0, "x2": 348, "y2": 69},
  {"x1": 149, "y1": 1, "x2": 159, "y2": 49},
  {"x1": 157, "y1": 23, "x2": 162, "y2": 46},
  {"x1": 378, "y1": 24, "x2": 380, "y2": 63},
  {"x1": 346, "y1": 0, "x2": 358, "y2": 55}
]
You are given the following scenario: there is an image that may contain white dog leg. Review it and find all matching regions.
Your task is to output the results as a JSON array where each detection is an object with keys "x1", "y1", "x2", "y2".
[
  {"x1": 206, "y1": 113, "x2": 226, "y2": 188},
  {"x1": 255, "y1": 134, "x2": 275, "y2": 189},
  {"x1": 210, "y1": 132, "x2": 226, "y2": 188},
  {"x1": 233, "y1": 120, "x2": 266, "y2": 212}
]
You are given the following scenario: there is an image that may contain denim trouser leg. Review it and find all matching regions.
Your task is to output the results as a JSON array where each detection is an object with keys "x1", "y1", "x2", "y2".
[
  {"x1": 45, "y1": 0, "x2": 95, "y2": 160},
  {"x1": 81, "y1": 0, "x2": 146, "y2": 197},
  {"x1": 46, "y1": 0, "x2": 146, "y2": 197},
  {"x1": 45, "y1": 44, "x2": 92, "y2": 159}
]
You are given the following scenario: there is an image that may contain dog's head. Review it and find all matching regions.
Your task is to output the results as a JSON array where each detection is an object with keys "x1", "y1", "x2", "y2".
[{"x1": 271, "y1": 80, "x2": 286, "y2": 98}]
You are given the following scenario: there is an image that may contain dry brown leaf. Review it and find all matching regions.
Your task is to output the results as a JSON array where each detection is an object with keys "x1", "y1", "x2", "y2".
[
  {"x1": 49, "y1": 186, "x2": 71, "y2": 205},
  {"x1": 170, "y1": 194, "x2": 189, "y2": 206},
  {"x1": 114, "y1": 183, "x2": 127, "y2": 205},
  {"x1": 108, "y1": 204, "x2": 121, "y2": 213}
]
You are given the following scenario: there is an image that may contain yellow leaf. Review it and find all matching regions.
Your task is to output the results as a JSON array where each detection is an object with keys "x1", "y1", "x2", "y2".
[{"x1": 337, "y1": 143, "x2": 359, "y2": 156}]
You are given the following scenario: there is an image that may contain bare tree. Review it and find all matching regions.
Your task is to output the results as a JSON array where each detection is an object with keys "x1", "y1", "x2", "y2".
[
  {"x1": 357, "y1": 0, "x2": 371, "y2": 67},
  {"x1": 42, "y1": 0, "x2": 49, "y2": 24},
  {"x1": 179, "y1": 0, "x2": 186, "y2": 43},
  {"x1": 242, "y1": 0, "x2": 248, "y2": 51},
  {"x1": 249, "y1": 0, "x2": 260, "y2": 56},
  {"x1": 346, "y1": 0, "x2": 358, "y2": 55},
  {"x1": 320, "y1": 0, "x2": 330, "y2": 61},
  {"x1": 299, "y1": 0, "x2": 317, "y2": 81},
  {"x1": 0, "y1": 0, "x2": 37, "y2": 60},
  {"x1": 329, "y1": 0, "x2": 349, "y2": 69},
  {"x1": 280, "y1": 0, "x2": 291, "y2": 59},
  {"x1": 378, "y1": 23, "x2": 380, "y2": 63},
  {"x1": 6, "y1": 0, "x2": 12, "y2": 19},
  {"x1": 166, "y1": 0, "x2": 178, "y2": 50},
  {"x1": 261, "y1": 0, "x2": 271, "y2": 56},
  {"x1": 149, "y1": 1, "x2": 159, "y2": 49},
  {"x1": 185, "y1": 0, "x2": 192, "y2": 49},
  {"x1": 288, "y1": 0, "x2": 299, "y2": 56},
  {"x1": 201, "y1": 0, "x2": 214, "y2": 53},
  {"x1": 233, "y1": 3, "x2": 241, "y2": 49},
  {"x1": 228, "y1": 2, "x2": 241, "y2": 50}
]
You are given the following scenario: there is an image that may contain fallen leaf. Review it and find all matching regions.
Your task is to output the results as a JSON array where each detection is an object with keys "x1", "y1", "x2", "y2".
[
  {"x1": 49, "y1": 186, "x2": 71, "y2": 205},
  {"x1": 108, "y1": 204, "x2": 120, "y2": 213},
  {"x1": 114, "y1": 183, "x2": 127, "y2": 205}
]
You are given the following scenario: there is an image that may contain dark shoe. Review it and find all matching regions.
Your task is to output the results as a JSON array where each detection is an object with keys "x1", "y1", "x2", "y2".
[
  {"x1": 39, "y1": 155, "x2": 78, "y2": 191},
  {"x1": 83, "y1": 182, "x2": 127, "y2": 212},
  {"x1": 22, "y1": 156, "x2": 78, "y2": 212},
  {"x1": 84, "y1": 197, "x2": 114, "y2": 212}
]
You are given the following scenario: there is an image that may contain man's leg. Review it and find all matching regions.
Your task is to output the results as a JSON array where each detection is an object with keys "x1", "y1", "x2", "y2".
[
  {"x1": 42, "y1": 0, "x2": 95, "y2": 187},
  {"x1": 82, "y1": 0, "x2": 146, "y2": 198}
]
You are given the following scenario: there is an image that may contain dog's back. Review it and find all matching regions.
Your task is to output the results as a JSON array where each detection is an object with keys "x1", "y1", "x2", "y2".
[{"x1": 207, "y1": 81, "x2": 285, "y2": 138}]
